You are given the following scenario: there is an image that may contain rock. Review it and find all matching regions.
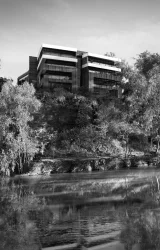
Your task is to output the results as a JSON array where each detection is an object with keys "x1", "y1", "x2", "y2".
[
  {"x1": 108, "y1": 158, "x2": 123, "y2": 170},
  {"x1": 137, "y1": 160, "x2": 149, "y2": 168},
  {"x1": 28, "y1": 162, "x2": 52, "y2": 175},
  {"x1": 86, "y1": 163, "x2": 92, "y2": 172},
  {"x1": 28, "y1": 162, "x2": 44, "y2": 175}
]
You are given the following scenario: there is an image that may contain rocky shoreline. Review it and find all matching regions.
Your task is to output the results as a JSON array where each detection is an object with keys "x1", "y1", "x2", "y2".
[{"x1": 27, "y1": 154, "x2": 160, "y2": 176}]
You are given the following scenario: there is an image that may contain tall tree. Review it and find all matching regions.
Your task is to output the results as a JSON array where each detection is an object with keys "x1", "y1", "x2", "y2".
[{"x1": 0, "y1": 81, "x2": 41, "y2": 175}]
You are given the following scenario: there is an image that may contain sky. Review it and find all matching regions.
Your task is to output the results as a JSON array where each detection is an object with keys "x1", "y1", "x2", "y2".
[{"x1": 1, "y1": 0, "x2": 160, "y2": 82}]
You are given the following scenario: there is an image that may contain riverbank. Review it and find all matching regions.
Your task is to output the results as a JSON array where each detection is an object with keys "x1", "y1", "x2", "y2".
[{"x1": 27, "y1": 152, "x2": 160, "y2": 176}]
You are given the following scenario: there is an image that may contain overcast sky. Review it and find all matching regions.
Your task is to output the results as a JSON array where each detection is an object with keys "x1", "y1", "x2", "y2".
[{"x1": 1, "y1": 0, "x2": 160, "y2": 82}]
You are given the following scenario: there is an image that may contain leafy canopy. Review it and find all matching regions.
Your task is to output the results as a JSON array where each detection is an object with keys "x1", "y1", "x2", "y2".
[{"x1": 0, "y1": 81, "x2": 41, "y2": 175}]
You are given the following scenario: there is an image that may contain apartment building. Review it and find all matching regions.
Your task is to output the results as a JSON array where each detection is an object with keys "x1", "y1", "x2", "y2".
[{"x1": 17, "y1": 44, "x2": 121, "y2": 96}]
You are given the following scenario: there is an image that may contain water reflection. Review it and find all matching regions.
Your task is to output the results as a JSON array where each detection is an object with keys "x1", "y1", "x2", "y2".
[
  {"x1": 0, "y1": 178, "x2": 42, "y2": 250},
  {"x1": 1, "y1": 176, "x2": 160, "y2": 249},
  {"x1": 120, "y1": 208, "x2": 160, "y2": 250}
]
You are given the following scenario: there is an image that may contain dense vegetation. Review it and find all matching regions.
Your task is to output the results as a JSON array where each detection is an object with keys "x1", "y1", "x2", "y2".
[
  {"x1": 35, "y1": 51, "x2": 160, "y2": 158},
  {"x1": 1, "y1": 51, "x2": 160, "y2": 175},
  {"x1": 0, "y1": 82, "x2": 41, "y2": 175}
]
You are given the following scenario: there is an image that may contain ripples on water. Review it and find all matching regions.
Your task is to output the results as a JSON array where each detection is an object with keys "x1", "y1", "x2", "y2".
[{"x1": 1, "y1": 170, "x2": 160, "y2": 250}]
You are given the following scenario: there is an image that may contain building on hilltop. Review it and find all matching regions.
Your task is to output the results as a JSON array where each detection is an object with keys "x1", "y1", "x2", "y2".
[{"x1": 17, "y1": 44, "x2": 122, "y2": 97}]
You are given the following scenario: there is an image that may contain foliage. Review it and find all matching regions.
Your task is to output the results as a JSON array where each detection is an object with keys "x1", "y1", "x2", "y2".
[
  {"x1": 135, "y1": 50, "x2": 160, "y2": 78},
  {"x1": 0, "y1": 81, "x2": 41, "y2": 175},
  {"x1": 116, "y1": 53, "x2": 160, "y2": 155},
  {"x1": 3, "y1": 51, "x2": 160, "y2": 171},
  {"x1": 36, "y1": 63, "x2": 160, "y2": 158},
  {"x1": 104, "y1": 52, "x2": 116, "y2": 57},
  {"x1": 35, "y1": 89, "x2": 100, "y2": 157},
  {"x1": 126, "y1": 64, "x2": 160, "y2": 150}
]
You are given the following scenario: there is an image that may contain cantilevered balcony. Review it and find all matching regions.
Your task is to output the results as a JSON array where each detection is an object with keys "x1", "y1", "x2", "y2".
[
  {"x1": 82, "y1": 62, "x2": 121, "y2": 72},
  {"x1": 82, "y1": 52, "x2": 121, "y2": 73},
  {"x1": 37, "y1": 55, "x2": 77, "y2": 70},
  {"x1": 82, "y1": 52, "x2": 121, "y2": 62},
  {"x1": 37, "y1": 44, "x2": 77, "y2": 61},
  {"x1": 39, "y1": 52, "x2": 76, "y2": 59},
  {"x1": 39, "y1": 64, "x2": 76, "y2": 74},
  {"x1": 40, "y1": 74, "x2": 72, "y2": 90}
]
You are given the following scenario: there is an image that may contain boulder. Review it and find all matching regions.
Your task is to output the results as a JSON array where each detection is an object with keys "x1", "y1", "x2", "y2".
[
  {"x1": 86, "y1": 163, "x2": 92, "y2": 172},
  {"x1": 28, "y1": 162, "x2": 45, "y2": 175},
  {"x1": 137, "y1": 160, "x2": 149, "y2": 168}
]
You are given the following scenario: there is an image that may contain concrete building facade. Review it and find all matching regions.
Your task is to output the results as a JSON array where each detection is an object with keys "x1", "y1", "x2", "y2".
[{"x1": 18, "y1": 44, "x2": 122, "y2": 96}]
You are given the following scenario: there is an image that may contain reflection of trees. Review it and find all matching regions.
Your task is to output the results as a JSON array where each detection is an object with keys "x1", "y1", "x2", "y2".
[
  {"x1": 120, "y1": 216, "x2": 138, "y2": 249},
  {"x1": 138, "y1": 211, "x2": 160, "y2": 250},
  {"x1": 0, "y1": 179, "x2": 42, "y2": 250},
  {"x1": 120, "y1": 206, "x2": 160, "y2": 250}
]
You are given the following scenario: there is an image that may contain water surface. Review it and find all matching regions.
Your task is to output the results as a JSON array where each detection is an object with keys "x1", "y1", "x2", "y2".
[{"x1": 1, "y1": 170, "x2": 160, "y2": 250}]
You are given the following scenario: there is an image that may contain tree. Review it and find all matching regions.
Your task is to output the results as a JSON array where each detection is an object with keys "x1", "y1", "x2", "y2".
[
  {"x1": 142, "y1": 65, "x2": 160, "y2": 150},
  {"x1": 135, "y1": 51, "x2": 160, "y2": 78},
  {"x1": 0, "y1": 81, "x2": 41, "y2": 175},
  {"x1": 35, "y1": 89, "x2": 99, "y2": 157},
  {"x1": 105, "y1": 52, "x2": 116, "y2": 57},
  {"x1": 120, "y1": 54, "x2": 160, "y2": 153}
]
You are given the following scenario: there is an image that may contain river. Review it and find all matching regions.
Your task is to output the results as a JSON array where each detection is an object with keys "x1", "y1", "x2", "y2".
[{"x1": 1, "y1": 169, "x2": 160, "y2": 250}]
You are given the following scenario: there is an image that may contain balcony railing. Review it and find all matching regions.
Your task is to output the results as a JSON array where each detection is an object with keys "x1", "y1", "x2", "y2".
[
  {"x1": 43, "y1": 64, "x2": 76, "y2": 72},
  {"x1": 42, "y1": 75, "x2": 72, "y2": 83},
  {"x1": 82, "y1": 62, "x2": 121, "y2": 72},
  {"x1": 41, "y1": 52, "x2": 76, "y2": 59},
  {"x1": 93, "y1": 74, "x2": 121, "y2": 82},
  {"x1": 37, "y1": 55, "x2": 77, "y2": 69}
]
